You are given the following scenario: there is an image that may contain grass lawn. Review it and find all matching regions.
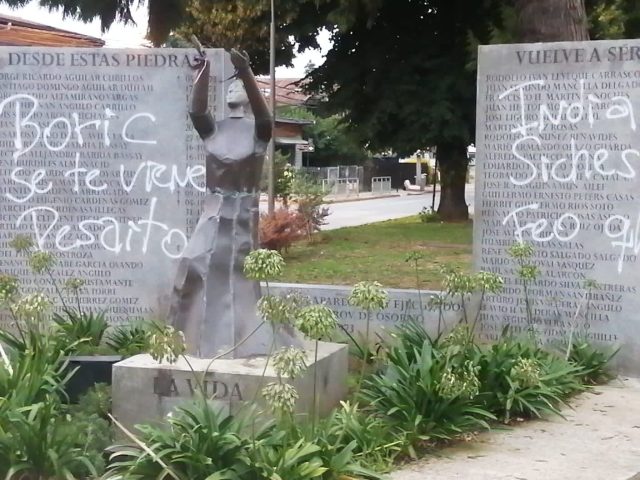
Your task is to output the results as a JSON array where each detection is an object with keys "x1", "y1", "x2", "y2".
[{"x1": 275, "y1": 216, "x2": 473, "y2": 290}]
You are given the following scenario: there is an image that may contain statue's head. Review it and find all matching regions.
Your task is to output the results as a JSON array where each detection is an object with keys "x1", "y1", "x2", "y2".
[{"x1": 227, "y1": 79, "x2": 249, "y2": 109}]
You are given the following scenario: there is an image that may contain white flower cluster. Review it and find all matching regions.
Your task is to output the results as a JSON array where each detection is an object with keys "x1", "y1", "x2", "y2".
[
  {"x1": 262, "y1": 382, "x2": 298, "y2": 414},
  {"x1": 438, "y1": 360, "x2": 480, "y2": 400},
  {"x1": 258, "y1": 295, "x2": 295, "y2": 325},
  {"x1": 507, "y1": 242, "x2": 534, "y2": 260},
  {"x1": 14, "y1": 292, "x2": 50, "y2": 320},
  {"x1": 9, "y1": 234, "x2": 34, "y2": 253},
  {"x1": 474, "y1": 271, "x2": 504, "y2": 294},
  {"x1": 272, "y1": 347, "x2": 307, "y2": 379},
  {"x1": 442, "y1": 268, "x2": 476, "y2": 296},
  {"x1": 64, "y1": 278, "x2": 86, "y2": 292},
  {"x1": 28, "y1": 250, "x2": 57, "y2": 274},
  {"x1": 348, "y1": 281, "x2": 389, "y2": 311},
  {"x1": 511, "y1": 357, "x2": 541, "y2": 388},
  {"x1": 243, "y1": 249, "x2": 285, "y2": 281},
  {"x1": 295, "y1": 304, "x2": 337, "y2": 339},
  {"x1": 149, "y1": 326, "x2": 186, "y2": 364},
  {"x1": 0, "y1": 275, "x2": 19, "y2": 303}
]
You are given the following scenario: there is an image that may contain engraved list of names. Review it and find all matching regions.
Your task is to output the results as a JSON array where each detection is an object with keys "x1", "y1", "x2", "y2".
[
  {"x1": 474, "y1": 41, "x2": 640, "y2": 374},
  {"x1": 0, "y1": 47, "x2": 231, "y2": 328}
]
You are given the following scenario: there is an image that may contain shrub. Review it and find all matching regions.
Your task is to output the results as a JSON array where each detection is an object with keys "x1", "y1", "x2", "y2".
[
  {"x1": 53, "y1": 308, "x2": 110, "y2": 353},
  {"x1": 297, "y1": 198, "x2": 330, "y2": 239},
  {"x1": 106, "y1": 397, "x2": 257, "y2": 479},
  {"x1": 290, "y1": 173, "x2": 330, "y2": 239},
  {"x1": 259, "y1": 208, "x2": 306, "y2": 252},
  {"x1": 360, "y1": 330, "x2": 494, "y2": 454},
  {"x1": 106, "y1": 322, "x2": 154, "y2": 357},
  {"x1": 566, "y1": 336, "x2": 618, "y2": 385},
  {"x1": 476, "y1": 332, "x2": 585, "y2": 423},
  {"x1": 0, "y1": 332, "x2": 100, "y2": 479},
  {"x1": 105, "y1": 397, "x2": 382, "y2": 480},
  {"x1": 0, "y1": 398, "x2": 98, "y2": 480},
  {"x1": 418, "y1": 206, "x2": 440, "y2": 223},
  {"x1": 313, "y1": 401, "x2": 404, "y2": 473}
]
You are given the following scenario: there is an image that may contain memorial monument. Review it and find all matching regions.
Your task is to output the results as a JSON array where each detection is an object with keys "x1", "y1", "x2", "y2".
[
  {"x1": 111, "y1": 47, "x2": 347, "y2": 430},
  {"x1": 474, "y1": 39, "x2": 640, "y2": 375},
  {"x1": 169, "y1": 47, "x2": 299, "y2": 358}
]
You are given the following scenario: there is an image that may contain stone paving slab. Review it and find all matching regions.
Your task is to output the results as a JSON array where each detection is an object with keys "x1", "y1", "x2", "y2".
[{"x1": 391, "y1": 377, "x2": 640, "y2": 480}]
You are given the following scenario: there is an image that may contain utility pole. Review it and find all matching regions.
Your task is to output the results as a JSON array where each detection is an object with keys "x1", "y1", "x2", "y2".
[{"x1": 267, "y1": 0, "x2": 276, "y2": 214}]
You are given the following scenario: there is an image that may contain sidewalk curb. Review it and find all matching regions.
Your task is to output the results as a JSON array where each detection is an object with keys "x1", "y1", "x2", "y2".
[{"x1": 323, "y1": 193, "x2": 401, "y2": 204}]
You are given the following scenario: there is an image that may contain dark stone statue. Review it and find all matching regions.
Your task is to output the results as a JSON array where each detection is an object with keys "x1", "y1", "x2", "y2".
[{"x1": 169, "y1": 48, "x2": 298, "y2": 358}]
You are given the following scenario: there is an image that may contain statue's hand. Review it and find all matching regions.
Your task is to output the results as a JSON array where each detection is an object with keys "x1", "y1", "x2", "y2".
[
  {"x1": 190, "y1": 51, "x2": 208, "y2": 72},
  {"x1": 230, "y1": 49, "x2": 250, "y2": 71},
  {"x1": 189, "y1": 35, "x2": 208, "y2": 72}
]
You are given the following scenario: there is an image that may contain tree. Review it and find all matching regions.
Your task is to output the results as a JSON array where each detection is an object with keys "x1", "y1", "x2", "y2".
[
  {"x1": 174, "y1": 0, "x2": 332, "y2": 74},
  {"x1": 484, "y1": 1, "x2": 640, "y2": 43},
  {"x1": 304, "y1": 0, "x2": 502, "y2": 220},
  {"x1": 279, "y1": 106, "x2": 369, "y2": 167},
  {"x1": 514, "y1": 0, "x2": 589, "y2": 41}
]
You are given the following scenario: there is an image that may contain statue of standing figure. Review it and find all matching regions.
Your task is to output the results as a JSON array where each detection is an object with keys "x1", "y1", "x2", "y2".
[{"x1": 169, "y1": 47, "x2": 299, "y2": 358}]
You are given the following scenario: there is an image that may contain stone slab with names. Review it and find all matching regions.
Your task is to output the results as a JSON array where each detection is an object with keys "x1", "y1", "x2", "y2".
[
  {"x1": 0, "y1": 47, "x2": 232, "y2": 328},
  {"x1": 267, "y1": 283, "x2": 467, "y2": 339},
  {"x1": 474, "y1": 40, "x2": 640, "y2": 374}
]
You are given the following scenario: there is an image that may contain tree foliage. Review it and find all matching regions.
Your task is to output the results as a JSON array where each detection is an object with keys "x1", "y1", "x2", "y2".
[
  {"x1": 174, "y1": 0, "x2": 333, "y2": 74},
  {"x1": 279, "y1": 106, "x2": 368, "y2": 166}
]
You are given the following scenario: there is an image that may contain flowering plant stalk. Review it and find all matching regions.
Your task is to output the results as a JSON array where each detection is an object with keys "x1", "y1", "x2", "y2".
[
  {"x1": 349, "y1": 281, "x2": 388, "y2": 393},
  {"x1": 508, "y1": 242, "x2": 538, "y2": 330},
  {"x1": 10, "y1": 235, "x2": 69, "y2": 312}
]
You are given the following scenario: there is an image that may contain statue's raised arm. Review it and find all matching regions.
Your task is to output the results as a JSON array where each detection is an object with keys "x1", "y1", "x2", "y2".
[
  {"x1": 189, "y1": 42, "x2": 216, "y2": 139},
  {"x1": 229, "y1": 49, "x2": 273, "y2": 143}
]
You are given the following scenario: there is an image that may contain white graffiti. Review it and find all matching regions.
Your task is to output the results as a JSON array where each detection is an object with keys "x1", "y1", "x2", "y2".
[
  {"x1": 0, "y1": 93, "x2": 157, "y2": 161},
  {"x1": 510, "y1": 135, "x2": 637, "y2": 186},
  {"x1": 502, "y1": 203, "x2": 581, "y2": 243},
  {"x1": 15, "y1": 197, "x2": 187, "y2": 259},
  {"x1": 0, "y1": 89, "x2": 203, "y2": 260},
  {"x1": 499, "y1": 79, "x2": 636, "y2": 137},
  {"x1": 494, "y1": 77, "x2": 640, "y2": 273},
  {"x1": 604, "y1": 213, "x2": 640, "y2": 273},
  {"x1": 119, "y1": 161, "x2": 205, "y2": 193}
]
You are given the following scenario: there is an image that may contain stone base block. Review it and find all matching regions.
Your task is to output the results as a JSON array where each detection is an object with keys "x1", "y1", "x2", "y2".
[{"x1": 112, "y1": 341, "x2": 348, "y2": 433}]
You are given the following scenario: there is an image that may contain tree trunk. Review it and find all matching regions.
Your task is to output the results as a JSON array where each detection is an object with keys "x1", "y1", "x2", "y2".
[
  {"x1": 515, "y1": 0, "x2": 590, "y2": 42},
  {"x1": 436, "y1": 142, "x2": 469, "y2": 222}
]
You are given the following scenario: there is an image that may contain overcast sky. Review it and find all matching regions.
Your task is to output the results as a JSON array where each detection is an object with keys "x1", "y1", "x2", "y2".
[{"x1": 0, "y1": 2, "x2": 330, "y2": 77}]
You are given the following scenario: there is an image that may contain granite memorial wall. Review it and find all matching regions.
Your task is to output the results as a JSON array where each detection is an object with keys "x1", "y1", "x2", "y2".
[
  {"x1": 268, "y1": 283, "x2": 466, "y2": 338},
  {"x1": 474, "y1": 40, "x2": 640, "y2": 372},
  {"x1": 0, "y1": 47, "x2": 231, "y2": 328}
]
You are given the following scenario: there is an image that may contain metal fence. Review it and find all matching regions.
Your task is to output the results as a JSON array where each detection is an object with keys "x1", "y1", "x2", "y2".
[
  {"x1": 300, "y1": 165, "x2": 364, "y2": 195},
  {"x1": 321, "y1": 177, "x2": 360, "y2": 196},
  {"x1": 371, "y1": 176, "x2": 392, "y2": 193}
]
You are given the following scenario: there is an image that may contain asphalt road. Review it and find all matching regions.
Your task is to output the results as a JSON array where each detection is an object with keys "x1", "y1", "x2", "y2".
[{"x1": 323, "y1": 185, "x2": 475, "y2": 230}]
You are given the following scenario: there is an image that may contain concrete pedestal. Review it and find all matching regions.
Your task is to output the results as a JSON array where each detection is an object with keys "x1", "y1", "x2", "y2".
[{"x1": 112, "y1": 341, "x2": 348, "y2": 433}]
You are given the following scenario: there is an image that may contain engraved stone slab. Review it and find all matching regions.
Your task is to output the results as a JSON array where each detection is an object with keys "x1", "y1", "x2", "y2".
[
  {"x1": 112, "y1": 341, "x2": 348, "y2": 434},
  {"x1": 474, "y1": 40, "x2": 640, "y2": 373},
  {"x1": 267, "y1": 283, "x2": 467, "y2": 339},
  {"x1": 0, "y1": 47, "x2": 231, "y2": 328}
]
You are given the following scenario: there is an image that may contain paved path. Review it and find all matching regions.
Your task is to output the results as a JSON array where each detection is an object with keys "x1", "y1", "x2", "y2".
[
  {"x1": 259, "y1": 185, "x2": 475, "y2": 229},
  {"x1": 391, "y1": 377, "x2": 640, "y2": 480},
  {"x1": 323, "y1": 185, "x2": 475, "y2": 230}
]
